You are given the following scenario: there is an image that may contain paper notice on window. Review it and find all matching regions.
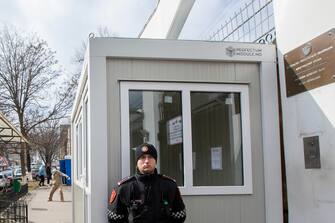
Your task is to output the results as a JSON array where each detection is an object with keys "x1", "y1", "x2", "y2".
[
  {"x1": 211, "y1": 147, "x2": 222, "y2": 170},
  {"x1": 167, "y1": 116, "x2": 183, "y2": 145}
]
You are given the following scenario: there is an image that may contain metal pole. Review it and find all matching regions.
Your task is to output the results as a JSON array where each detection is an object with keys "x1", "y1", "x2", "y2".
[
  {"x1": 14, "y1": 202, "x2": 16, "y2": 222},
  {"x1": 25, "y1": 202, "x2": 28, "y2": 223}
]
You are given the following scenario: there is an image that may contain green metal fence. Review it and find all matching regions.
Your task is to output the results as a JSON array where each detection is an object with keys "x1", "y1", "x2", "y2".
[{"x1": 0, "y1": 183, "x2": 28, "y2": 222}]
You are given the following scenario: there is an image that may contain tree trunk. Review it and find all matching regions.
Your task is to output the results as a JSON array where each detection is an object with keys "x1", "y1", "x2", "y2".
[
  {"x1": 26, "y1": 148, "x2": 31, "y2": 172},
  {"x1": 20, "y1": 143, "x2": 27, "y2": 177},
  {"x1": 19, "y1": 113, "x2": 31, "y2": 173}
]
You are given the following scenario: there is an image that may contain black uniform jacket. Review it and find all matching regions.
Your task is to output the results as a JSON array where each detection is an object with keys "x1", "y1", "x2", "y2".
[{"x1": 107, "y1": 169, "x2": 186, "y2": 223}]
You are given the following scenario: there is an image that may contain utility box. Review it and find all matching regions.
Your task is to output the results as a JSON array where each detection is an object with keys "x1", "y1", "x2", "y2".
[{"x1": 303, "y1": 136, "x2": 321, "y2": 169}]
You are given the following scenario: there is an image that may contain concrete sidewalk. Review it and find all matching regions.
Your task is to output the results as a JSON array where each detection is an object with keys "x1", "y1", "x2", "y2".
[{"x1": 27, "y1": 185, "x2": 72, "y2": 223}]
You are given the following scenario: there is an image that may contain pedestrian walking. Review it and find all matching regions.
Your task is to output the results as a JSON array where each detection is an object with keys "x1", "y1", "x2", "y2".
[
  {"x1": 46, "y1": 163, "x2": 52, "y2": 185},
  {"x1": 48, "y1": 170, "x2": 70, "y2": 202},
  {"x1": 107, "y1": 143, "x2": 186, "y2": 223},
  {"x1": 38, "y1": 164, "x2": 46, "y2": 187}
]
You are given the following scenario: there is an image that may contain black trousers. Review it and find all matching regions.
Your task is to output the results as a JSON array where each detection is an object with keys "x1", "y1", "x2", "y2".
[
  {"x1": 47, "y1": 175, "x2": 51, "y2": 184},
  {"x1": 39, "y1": 175, "x2": 45, "y2": 186}
]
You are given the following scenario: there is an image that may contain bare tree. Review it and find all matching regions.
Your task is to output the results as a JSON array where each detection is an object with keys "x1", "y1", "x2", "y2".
[
  {"x1": 30, "y1": 120, "x2": 62, "y2": 166},
  {"x1": 0, "y1": 25, "x2": 74, "y2": 175},
  {"x1": 72, "y1": 26, "x2": 118, "y2": 86}
]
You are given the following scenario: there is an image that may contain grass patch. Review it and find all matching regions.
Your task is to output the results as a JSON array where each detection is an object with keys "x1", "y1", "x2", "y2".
[{"x1": 28, "y1": 181, "x2": 39, "y2": 192}]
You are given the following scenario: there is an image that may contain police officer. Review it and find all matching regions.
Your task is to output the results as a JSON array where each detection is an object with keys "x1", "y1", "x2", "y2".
[{"x1": 107, "y1": 143, "x2": 186, "y2": 223}]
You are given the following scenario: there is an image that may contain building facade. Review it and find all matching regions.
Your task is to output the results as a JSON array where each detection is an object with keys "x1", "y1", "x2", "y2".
[{"x1": 72, "y1": 1, "x2": 335, "y2": 222}]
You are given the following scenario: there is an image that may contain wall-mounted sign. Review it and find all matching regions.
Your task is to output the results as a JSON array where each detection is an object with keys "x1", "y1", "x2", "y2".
[
  {"x1": 284, "y1": 28, "x2": 335, "y2": 97},
  {"x1": 225, "y1": 46, "x2": 262, "y2": 57}
]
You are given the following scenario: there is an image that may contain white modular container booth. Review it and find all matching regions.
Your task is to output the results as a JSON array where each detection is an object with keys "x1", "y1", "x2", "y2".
[{"x1": 71, "y1": 37, "x2": 282, "y2": 223}]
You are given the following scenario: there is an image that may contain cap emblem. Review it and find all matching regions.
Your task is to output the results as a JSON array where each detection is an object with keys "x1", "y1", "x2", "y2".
[{"x1": 142, "y1": 146, "x2": 148, "y2": 152}]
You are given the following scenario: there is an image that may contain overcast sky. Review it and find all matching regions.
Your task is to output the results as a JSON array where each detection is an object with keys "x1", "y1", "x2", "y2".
[
  {"x1": 0, "y1": 0, "x2": 157, "y2": 77},
  {"x1": 0, "y1": 0, "x2": 250, "y2": 78}
]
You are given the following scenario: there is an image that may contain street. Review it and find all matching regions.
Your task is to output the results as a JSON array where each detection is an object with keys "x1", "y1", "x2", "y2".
[{"x1": 28, "y1": 185, "x2": 72, "y2": 223}]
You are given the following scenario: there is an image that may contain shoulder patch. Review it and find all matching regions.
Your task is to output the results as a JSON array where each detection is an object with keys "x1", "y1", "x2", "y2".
[
  {"x1": 109, "y1": 189, "x2": 117, "y2": 204},
  {"x1": 160, "y1": 174, "x2": 176, "y2": 182},
  {"x1": 118, "y1": 175, "x2": 135, "y2": 186}
]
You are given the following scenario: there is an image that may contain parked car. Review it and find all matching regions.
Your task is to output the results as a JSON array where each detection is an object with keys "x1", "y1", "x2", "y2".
[
  {"x1": 31, "y1": 165, "x2": 40, "y2": 180},
  {"x1": 13, "y1": 168, "x2": 22, "y2": 180},
  {"x1": 2, "y1": 169, "x2": 14, "y2": 178},
  {"x1": 0, "y1": 172, "x2": 11, "y2": 189},
  {"x1": 2, "y1": 169, "x2": 14, "y2": 184}
]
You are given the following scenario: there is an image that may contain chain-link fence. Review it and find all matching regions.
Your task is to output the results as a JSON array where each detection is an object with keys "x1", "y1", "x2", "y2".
[{"x1": 208, "y1": 0, "x2": 275, "y2": 44}]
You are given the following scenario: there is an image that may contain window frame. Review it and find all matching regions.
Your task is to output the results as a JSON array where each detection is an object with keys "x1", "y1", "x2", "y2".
[
  {"x1": 73, "y1": 89, "x2": 90, "y2": 190},
  {"x1": 120, "y1": 81, "x2": 252, "y2": 195},
  {"x1": 83, "y1": 97, "x2": 89, "y2": 187},
  {"x1": 74, "y1": 114, "x2": 83, "y2": 183}
]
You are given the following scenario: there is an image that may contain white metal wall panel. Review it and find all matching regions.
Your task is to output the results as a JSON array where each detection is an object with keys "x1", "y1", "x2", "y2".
[
  {"x1": 73, "y1": 184, "x2": 84, "y2": 223},
  {"x1": 274, "y1": 0, "x2": 335, "y2": 222}
]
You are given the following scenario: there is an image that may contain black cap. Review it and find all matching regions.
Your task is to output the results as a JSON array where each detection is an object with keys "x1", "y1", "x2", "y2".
[{"x1": 135, "y1": 143, "x2": 157, "y2": 162}]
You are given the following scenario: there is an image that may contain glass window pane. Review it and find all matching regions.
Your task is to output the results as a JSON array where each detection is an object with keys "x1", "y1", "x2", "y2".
[
  {"x1": 191, "y1": 92, "x2": 243, "y2": 186},
  {"x1": 129, "y1": 90, "x2": 184, "y2": 186},
  {"x1": 76, "y1": 125, "x2": 79, "y2": 180},
  {"x1": 76, "y1": 121, "x2": 82, "y2": 181}
]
